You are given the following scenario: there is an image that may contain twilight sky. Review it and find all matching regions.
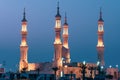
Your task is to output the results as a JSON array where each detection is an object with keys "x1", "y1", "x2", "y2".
[{"x1": 0, "y1": 0, "x2": 120, "y2": 71}]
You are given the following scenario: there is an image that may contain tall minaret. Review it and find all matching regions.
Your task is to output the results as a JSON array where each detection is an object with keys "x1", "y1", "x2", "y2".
[
  {"x1": 62, "y1": 13, "x2": 71, "y2": 63},
  {"x1": 97, "y1": 8, "x2": 105, "y2": 66},
  {"x1": 53, "y1": 2, "x2": 62, "y2": 68},
  {"x1": 19, "y1": 8, "x2": 29, "y2": 71}
]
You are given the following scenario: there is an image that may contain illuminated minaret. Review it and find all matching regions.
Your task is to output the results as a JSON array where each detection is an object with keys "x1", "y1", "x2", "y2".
[
  {"x1": 53, "y1": 2, "x2": 62, "y2": 68},
  {"x1": 19, "y1": 8, "x2": 28, "y2": 71},
  {"x1": 97, "y1": 8, "x2": 105, "y2": 66},
  {"x1": 62, "y1": 13, "x2": 70, "y2": 63}
]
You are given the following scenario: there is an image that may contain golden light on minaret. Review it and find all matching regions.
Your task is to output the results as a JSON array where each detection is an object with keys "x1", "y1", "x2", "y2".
[
  {"x1": 53, "y1": 2, "x2": 62, "y2": 68},
  {"x1": 63, "y1": 13, "x2": 69, "y2": 49},
  {"x1": 19, "y1": 8, "x2": 28, "y2": 71},
  {"x1": 62, "y1": 13, "x2": 71, "y2": 63},
  {"x1": 97, "y1": 8, "x2": 105, "y2": 66},
  {"x1": 54, "y1": 4, "x2": 62, "y2": 44}
]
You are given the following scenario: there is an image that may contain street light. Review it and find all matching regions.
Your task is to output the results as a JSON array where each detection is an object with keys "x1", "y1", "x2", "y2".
[
  {"x1": 109, "y1": 65, "x2": 112, "y2": 68},
  {"x1": 96, "y1": 61, "x2": 100, "y2": 75},
  {"x1": 116, "y1": 65, "x2": 118, "y2": 68},
  {"x1": 101, "y1": 66, "x2": 104, "y2": 70},
  {"x1": 115, "y1": 65, "x2": 119, "y2": 80},
  {"x1": 80, "y1": 61, "x2": 87, "y2": 80},
  {"x1": 61, "y1": 57, "x2": 65, "y2": 77},
  {"x1": 100, "y1": 66, "x2": 104, "y2": 75},
  {"x1": 94, "y1": 61, "x2": 100, "y2": 77},
  {"x1": 97, "y1": 61, "x2": 100, "y2": 66},
  {"x1": 83, "y1": 61, "x2": 86, "y2": 65},
  {"x1": 94, "y1": 61, "x2": 104, "y2": 80}
]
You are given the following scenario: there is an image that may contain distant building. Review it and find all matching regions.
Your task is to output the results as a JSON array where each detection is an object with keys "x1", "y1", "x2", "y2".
[{"x1": 106, "y1": 67, "x2": 119, "y2": 80}]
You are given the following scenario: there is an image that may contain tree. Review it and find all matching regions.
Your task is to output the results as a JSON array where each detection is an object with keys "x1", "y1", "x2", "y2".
[{"x1": 52, "y1": 67, "x2": 59, "y2": 80}]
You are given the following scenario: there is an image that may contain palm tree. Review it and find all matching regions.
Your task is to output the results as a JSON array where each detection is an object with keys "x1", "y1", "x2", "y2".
[
  {"x1": 36, "y1": 68, "x2": 40, "y2": 75},
  {"x1": 52, "y1": 67, "x2": 59, "y2": 80}
]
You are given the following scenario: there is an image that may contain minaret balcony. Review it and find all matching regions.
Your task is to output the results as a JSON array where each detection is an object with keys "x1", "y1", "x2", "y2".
[
  {"x1": 56, "y1": 17, "x2": 61, "y2": 20},
  {"x1": 97, "y1": 45, "x2": 104, "y2": 48},
  {"x1": 54, "y1": 41, "x2": 62, "y2": 44},
  {"x1": 63, "y1": 34, "x2": 68, "y2": 37},
  {"x1": 98, "y1": 31, "x2": 104, "y2": 35},
  {"x1": 21, "y1": 31, "x2": 27, "y2": 35},
  {"x1": 55, "y1": 27, "x2": 61, "y2": 32},
  {"x1": 20, "y1": 45, "x2": 28, "y2": 47}
]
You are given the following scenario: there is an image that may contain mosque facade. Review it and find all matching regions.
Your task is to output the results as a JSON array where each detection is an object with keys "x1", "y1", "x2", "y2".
[{"x1": 19, "y1": 4, "x2": 105, "y2": 79}]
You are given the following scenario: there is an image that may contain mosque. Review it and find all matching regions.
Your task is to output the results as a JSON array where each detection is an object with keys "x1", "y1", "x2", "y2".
[{"x1": 19, "y1": 3, "x2": 107, "y2": 79}]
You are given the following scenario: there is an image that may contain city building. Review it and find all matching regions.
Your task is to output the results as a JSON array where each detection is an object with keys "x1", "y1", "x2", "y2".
[{"x1": 106, "y1": 66, "x2": 119, "y2": 80}]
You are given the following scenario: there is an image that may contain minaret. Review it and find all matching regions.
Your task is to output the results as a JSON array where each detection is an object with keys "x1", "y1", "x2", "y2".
[
  {"x1": 53, "y1": 2, "x2": 62, "y2": 68},
  {"x1": 97, "y1": 8, "x2": 105, "y2": 66},
  {"x1": 19, "y1": 8, "x2": 29, "y2": 71},
  {"x1": 62, "y1": 13, "x2": 71, "y2": 63}
]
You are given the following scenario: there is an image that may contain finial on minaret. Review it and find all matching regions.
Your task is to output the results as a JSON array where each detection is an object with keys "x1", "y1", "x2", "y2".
[
  {"x1": 22, "y1": 8, "x2": 27, "y2": 22},
  {"x1": 57, "y1": 1, "x2": 59, "y2": 14},
  {"x1": 55, "y1": 1, "x2": 61, "y2": 17},
  {"x1": 100, "y1": 7, "x2": 102, "y2": 19},
  {"x1": 64, "y1": 12, "x2": 68, "y2": 25},
  {"x1": 99, "y1": 7, "x2": 104, "y2": 21}
]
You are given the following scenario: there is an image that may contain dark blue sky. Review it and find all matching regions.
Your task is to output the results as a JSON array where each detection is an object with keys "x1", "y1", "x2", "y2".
[{"x1": 0, "y1": 0, "x2": 120, "y2": 71}]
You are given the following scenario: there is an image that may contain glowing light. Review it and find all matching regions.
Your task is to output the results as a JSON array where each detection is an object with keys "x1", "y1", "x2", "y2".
[
  {"x1": 28, "y1": 63, "x2": 36, "y2": 71},
  {"x1": 116, "y1": 65, "x2": 118, "y2": 68},
  {"x1": 63, "y1": 26, "x2": 68, "y2": 35},
  {"x1": 54, "y1": 39, "x2": 62, "y2": 44},
  {"x1": 97, "y1": 61, "x2": 100, "y2": 66},
  {"x1": 21, "y1": 41, "x2": 27, "y2": 46},
  {"x1": 101, "y1": 66, "x2": 104, "y2": 69},
  {"x1": 63, "y1": 45, "x2": 69, "y2": 49},
  {"x1": 63, "y1": 30, "x2": 68, "y2": 35},
  {"x1": 83, "y1": 61, "x2": 86, "y2": 65},
  {"x1": 98, "y1": 25, "x2": 104, "y2": 32},
  {"x1": 60, "y1": 71, "x2": 63, "y2": 77},
  {"x1": 54, "y1": 41, "x2": 61, "y2": 44},
  {"x1": 97, "y1": 41, "x2": 104, "y2": 47},
  {"x1": 22, "y1": 25, "x2": 27, "y2": 32},
  {"x1": 55, "y1": 20, "x2": 61, "y2": 28},
  {"x1": 64, "y1": 65, "x2": 68, "y2": 68},
  {"x1": 109, "y1": 65, "x2": 112, "y2": 68}
]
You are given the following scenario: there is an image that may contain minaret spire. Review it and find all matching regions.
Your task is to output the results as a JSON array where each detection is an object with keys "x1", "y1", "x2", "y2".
[
  {"x1": 57, "y1": 2, "x2": 59, "y2": 12},
  {"x1": 56, "y1": 1, "x2": 61, "y2": 17},
  {"x1": 22, "y1": 8, "x2": 27, "y2": 22},
  {"x1": 99, "y1": 7, "x2": 104, "y2": 21},
  {"x1": 64, "y1": 12, "x2": 68, "y2": 25},
  {"x1": 57, "y1": 1, "x2": 59, "y2": 14},
  {"x1": 100, "y1": 8, "x2": 102, "y2": 19}
]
